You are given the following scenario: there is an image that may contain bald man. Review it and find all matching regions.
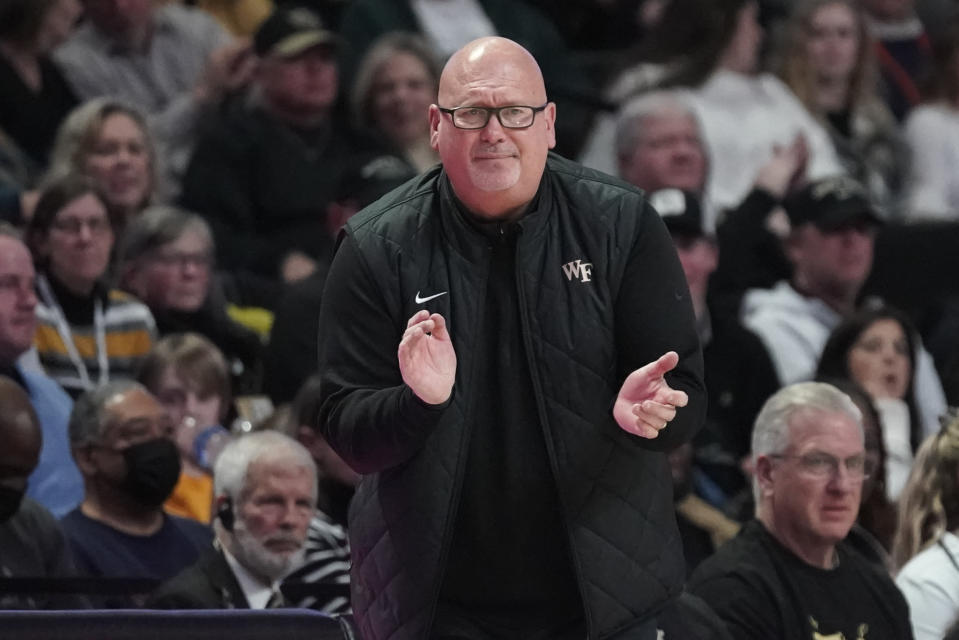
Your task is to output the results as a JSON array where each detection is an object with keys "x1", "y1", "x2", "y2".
[
  {"x1": 317, "y1": 37, "x2": 706, "y2": 640},
  {"x1": 0, "y1": 376, "x2": 86, "y2": 609}
]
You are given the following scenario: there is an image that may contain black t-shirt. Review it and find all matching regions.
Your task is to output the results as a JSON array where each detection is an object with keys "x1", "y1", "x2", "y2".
[{"x1": 689, "y1": 520, "x2": 913, "y2": 640}]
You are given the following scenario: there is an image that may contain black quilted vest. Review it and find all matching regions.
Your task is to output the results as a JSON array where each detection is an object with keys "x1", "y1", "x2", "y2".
[{"x1": 341, "y1": 153, "x2": 703, "y2": 639}]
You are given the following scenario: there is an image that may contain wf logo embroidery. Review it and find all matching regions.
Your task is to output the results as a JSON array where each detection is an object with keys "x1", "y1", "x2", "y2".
[{"x1": 562, "y1": 260, "x2": 593, "y2": 283}]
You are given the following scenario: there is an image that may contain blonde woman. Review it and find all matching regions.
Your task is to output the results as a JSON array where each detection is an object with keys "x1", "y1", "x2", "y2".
[
  {"x1": 894, "y1": 412, "x2": 959, "y2": 640},
  {"x1": 777, "y1": 0, "x2": 906, "y2": 218},
  {"x1": 46, "y1": 98, "x2": 160, "y2": 221},
  {"x1": 350, "y1": 32, "x2": 440, "y2": 172}
]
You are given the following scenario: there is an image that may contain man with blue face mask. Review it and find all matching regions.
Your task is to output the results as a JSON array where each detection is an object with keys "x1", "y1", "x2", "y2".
[
  {"x1": 60, "y1": 380, "x2": 211, "y2": 606},
  {"x1": 0, "y1": 376, "x2": 87, "y2": 609}
]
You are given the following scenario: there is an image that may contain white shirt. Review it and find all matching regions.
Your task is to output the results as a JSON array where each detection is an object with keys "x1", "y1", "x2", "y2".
[
  {"x1": 221, "y1": 546, "x2": 281, "y2": 610},
  {"x1": 874, "y1": 397, "x2": 913, "y2": 501},
  {"x1": 690, "y1": 70, "x2": 844, "y2": 224},
  {"x1": 897, "y1": 532, "x2": 959, "y2": 640},
  {"x1": 903, "y1": 103, "x2": 959, "y2": 221},
  {"x1": 409, "y1": 0, "x2": 497, "y2": 59}
]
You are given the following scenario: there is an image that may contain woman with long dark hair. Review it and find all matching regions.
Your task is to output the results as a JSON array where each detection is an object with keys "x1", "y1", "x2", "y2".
[{"x1": 817, "y1": 305, "x2": 925, "y2": 500}]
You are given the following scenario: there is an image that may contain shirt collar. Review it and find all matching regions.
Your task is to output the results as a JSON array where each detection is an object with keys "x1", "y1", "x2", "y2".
[{"x1": 221, "y1": 545, "x2": 281, "y2": 609}]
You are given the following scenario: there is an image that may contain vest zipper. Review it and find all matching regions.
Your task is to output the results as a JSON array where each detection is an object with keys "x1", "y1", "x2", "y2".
[
  {"x1": 423, "y1": 243, "x2": 493, "y2": 638},
  {"x1": 513, "y1": 228, "x2": 594, "y2": 637}
]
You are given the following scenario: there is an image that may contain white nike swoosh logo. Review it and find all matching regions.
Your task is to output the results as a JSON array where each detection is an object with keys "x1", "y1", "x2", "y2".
[{"x1": 415, "y1": 290, "x2": 448, "y2": 304}]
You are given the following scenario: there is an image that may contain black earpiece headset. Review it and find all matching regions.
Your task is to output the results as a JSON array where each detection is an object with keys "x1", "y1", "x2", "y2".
[{"x1": 217, "y1": 497, "x2": 234, "y2": 532}]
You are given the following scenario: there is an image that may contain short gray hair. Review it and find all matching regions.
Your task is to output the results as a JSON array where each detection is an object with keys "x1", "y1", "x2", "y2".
[
  {"x1": 213, "y1": 431, "x2": 317, "y2": 505},
  {"x1": 614, "y1": 90, "x2": 699, "y2": 161},
  {"x1": 69, "y1": 380, "x2": 147, "y2": 447},
  {"x1": 118, "y1": 205, "x2": 213, "y2": 268},
  {"x1": 752, "y1": 382, "x2": 863, "y2": 460}
]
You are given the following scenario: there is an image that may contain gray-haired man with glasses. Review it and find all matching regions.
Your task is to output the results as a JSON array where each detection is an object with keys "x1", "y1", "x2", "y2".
[{"x1": 689, "y1": 381, "x2": 913, "y2": 640}]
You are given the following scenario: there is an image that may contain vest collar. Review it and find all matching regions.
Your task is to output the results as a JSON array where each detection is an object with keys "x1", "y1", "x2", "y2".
[{"x1": 438, "y1": 167, "x2": 553, "y2": 259}]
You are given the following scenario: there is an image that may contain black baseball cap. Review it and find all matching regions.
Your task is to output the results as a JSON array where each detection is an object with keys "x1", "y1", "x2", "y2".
[
  {"x1": 783, "y1": 176, "x2": 883, "y2": 231},
  {"x1": 649, "y1": 188, "x2": 706, "y2": 238},
  {"x1": 254, "y1": 7, "x2": 342, "y2": 58}
]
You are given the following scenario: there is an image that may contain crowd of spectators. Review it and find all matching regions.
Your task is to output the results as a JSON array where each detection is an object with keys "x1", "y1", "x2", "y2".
[{"x1": 0, "y1": 0, "x2": 958, "y2": 637}]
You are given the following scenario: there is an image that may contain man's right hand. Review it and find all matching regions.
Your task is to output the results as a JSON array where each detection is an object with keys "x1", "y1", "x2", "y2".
[{"x1": 398, "y1": 310, "x2": 457, "y2": 405}]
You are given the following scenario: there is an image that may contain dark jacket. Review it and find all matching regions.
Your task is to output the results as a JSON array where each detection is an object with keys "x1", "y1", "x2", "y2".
[
  {"x1": 147, "y1": 548, "x2": 249, "y2": 610},
  {"x1": 180, "y1": 99, "x2": 383, "y2": 279},
  {"x1": 317, "y1": 153, "x2": 706, "y2": 639}
]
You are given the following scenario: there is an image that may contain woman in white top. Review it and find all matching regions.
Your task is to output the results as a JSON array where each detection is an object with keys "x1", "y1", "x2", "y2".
[
  {"x1": 903, "y1": 23, "x2": 959, "y2": 221},
  {"x1": 894, "y1": 412, "x2": 959, "y2": 640},
  {"x1": 578, "y1": 0, "x2": 842, "y2": 228}
]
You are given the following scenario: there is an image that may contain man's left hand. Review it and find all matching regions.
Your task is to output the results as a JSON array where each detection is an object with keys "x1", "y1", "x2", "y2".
[{"x1": 613, "y1": 351, "x2": 688, "y2": 438}]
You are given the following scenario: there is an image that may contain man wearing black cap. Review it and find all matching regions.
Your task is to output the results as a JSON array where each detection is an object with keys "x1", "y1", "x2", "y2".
[
  {"x1": 652, "y1": 188, "x2": 779, "y2": 521},
  {"x1": 181, "y1": 6, "x2": 399, "y2": 284},
  {"x1": 740, "y1": 175, "x2": 947, "y2": 434}
]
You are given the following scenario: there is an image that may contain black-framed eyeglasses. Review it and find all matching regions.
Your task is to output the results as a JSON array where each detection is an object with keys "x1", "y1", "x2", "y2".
[
  {"x1": 769, "y1": 452, "x2": 873, "y2": 480},
  {"x1": 438, "y1": 104, "x2": 548, "y2": 130}
]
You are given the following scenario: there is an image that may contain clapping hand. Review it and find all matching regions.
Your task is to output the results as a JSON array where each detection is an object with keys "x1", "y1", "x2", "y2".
[
  {"x1": 398, "y1": 310, "x2": 457, "y2": 405},
  {"x1": 613, "y1": 351, "x2": 689, "y2": 438}
]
